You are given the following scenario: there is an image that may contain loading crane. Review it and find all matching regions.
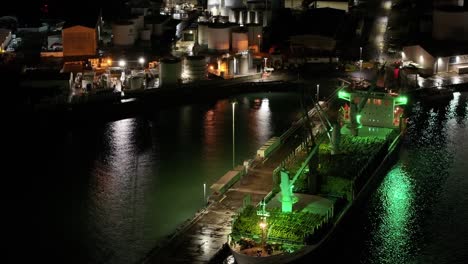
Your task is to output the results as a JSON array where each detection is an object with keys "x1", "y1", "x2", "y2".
[{"x1": 342, "y1": 62, "x2": 387, "y2": 136}]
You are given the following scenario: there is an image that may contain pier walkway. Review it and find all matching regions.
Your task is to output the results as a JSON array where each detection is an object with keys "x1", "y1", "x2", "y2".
[{"x1": 143, "y1": 114, "x2": 326, "y2": 263}]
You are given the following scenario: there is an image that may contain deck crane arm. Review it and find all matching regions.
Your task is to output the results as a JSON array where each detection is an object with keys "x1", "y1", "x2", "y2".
[{"x1": 357, "y1": 62, "x2": 386, "y2": 113}]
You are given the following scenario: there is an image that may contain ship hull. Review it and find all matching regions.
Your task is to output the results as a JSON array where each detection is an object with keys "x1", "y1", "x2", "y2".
[{"x1": 230, "y1": 132, "x2": 403, "y2": 264}]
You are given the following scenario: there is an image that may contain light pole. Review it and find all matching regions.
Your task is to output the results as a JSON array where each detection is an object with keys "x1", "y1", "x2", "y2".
[
  {"x1": 138, "y1": 57, "x2": 145, "y2": 69},
  {"x1": 203, "y1": 183, "x2": 206, "y2": 205},
  {"x1": 118, "y1": 59, "x2": 126, "y2": 68},
  {"x1": 435, "y1": 57, "x2": 441, "y2": 74},
  {"x1": 232, "y1": 101, "x2": 237, "y2": 168},
  {"x1": 263, "y1": 57, "x2": 268, "y2": 72},
  {"x1": 316, "y1": 84, "x2": 320, "y2": 102},
  {"x1": 119, "y1": 59, "x2": 126, "y2": 91},
  {"x1": 359, "y1": 46, "x2": 363, "y2": 81},
  {"x1": 259, "y1": 220, "x2": 267, "y2": 248},
  {"x1": 257, "y1": 34, "x2": 261, "y2": 52}
]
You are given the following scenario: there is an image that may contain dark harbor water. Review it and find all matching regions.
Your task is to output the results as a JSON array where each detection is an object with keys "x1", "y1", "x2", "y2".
[
  {"x1": 323, "y1": 92, "x2": 468, "y2": 264},
  {"x1": 8, "y1": 91, "x2": 467, "y2": 264},
  {"x1": 14, "y1": 92, "x2": 305, "y2": 263}
]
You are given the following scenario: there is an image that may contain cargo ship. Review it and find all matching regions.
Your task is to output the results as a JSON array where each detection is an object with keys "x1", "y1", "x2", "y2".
[{"x1": 227, "y1": 78, "x2": 408, "y2": 264}]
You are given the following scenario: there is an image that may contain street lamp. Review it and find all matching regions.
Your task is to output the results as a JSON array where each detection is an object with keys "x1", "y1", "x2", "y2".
[
  {"x1": 118, "y1": 59, "x2": 126, "y2": 68},
  {"x1": 359, "y1": 47, "x2": 363, "y2": 81},
  {"x1": 435, "y1": 57, "x2": 441, "y2": 74},
  {"x1": 257, "y1": 34, "x2": 261, "y2": 51},
  {"x1": 232, "y1": 101, "x2": 237, "y2": 168},
  {"x1": 138, "y1": 57, "x2": 145, "y2": 66},
  {"x1": 259, "y1": 220, "x2": 267, "y2": 248},
  {"x1": 203, "y1": 183, "x2": 207, "y2": 205},
  {"x1": 316, "y1": 84, "x2": 320, "y2": 102}
]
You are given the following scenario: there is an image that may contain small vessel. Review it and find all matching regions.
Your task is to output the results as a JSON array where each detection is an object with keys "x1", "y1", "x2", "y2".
[{"x1": 228, "y1": 72, "x2": 408, "y2": 264}]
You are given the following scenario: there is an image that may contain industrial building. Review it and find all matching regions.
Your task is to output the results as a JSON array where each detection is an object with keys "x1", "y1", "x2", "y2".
[
  {"x1": 285, "y1": 0, "x2": 350, "y2": 12},
  {"x1": 183, "y1": 55, "x2": 207, "y2": 81},
  {"x1": 62, "y1": 25, "x2": 97, "y2": 57},
  {"x1": 112, "y1": 20, "x2": 137, "y2": 46},
  {"x1": 401, "y1": 1, "x2": 468, "y2": 75},
  {"x1": 207, "y1": 23, "x2": 232, "y2": 52},
  {"x1": 159, "y1": 57, "x2": 182, "y2": 87},
  {"x1": 402, "y1": 44, "x2": 468, "y2": 75}
]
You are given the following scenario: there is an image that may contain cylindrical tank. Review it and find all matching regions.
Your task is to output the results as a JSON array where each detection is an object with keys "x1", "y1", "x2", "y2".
[
  {"x1": 198, "y1": 23, "x2": 209, "y2": 46},
  {"x1": 225, "y1": 0, "x2": 243, "y2": 8},
  {"x1": 129, "y1": 75, "x2": 145, "y2": 89},
  {"x1": 140, "y1": 28, "x2": 152, "y2": 41},
  {"x1": 184, "y1": 56, "x2": 206, "y2": 81},
  {"x1": 232, "y1": 30, "x2": 249, "y2": 52},
  {"x1": 112, "y1": 21, "x2": 136, "y2": 46},
  {"x1": 239, "y1": 10, "x2": 244, "y2": 25},
  {"x1": 433, "y1": 7, "x2": 468, "y2": 41},
  {"x1": 247, "y1": 23, "x2": 262, "y2": 47},
  {"x1": 229, "y1": 9, "x2": 237, "y2": 23},
  {"x1": 239, "y1": 54, "x2": 249, "y2": 75},
  {"x1": 228, "y1": 57, "x2": 236, "y2": 76},
  {"x1": 207, "y1": 23, "x2": 231, "y2": 51},
  {"x1": 159, "y1": 58, "x2": 182, "y2": 87}
]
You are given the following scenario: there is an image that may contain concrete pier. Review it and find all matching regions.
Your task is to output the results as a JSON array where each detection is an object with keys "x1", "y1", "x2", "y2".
[
  {"x1": 142, "y1": 99, "x2": 333, "y2": 263},
  {"x1": 143, "y1": 123, "x2": 320, "y2": 263}
]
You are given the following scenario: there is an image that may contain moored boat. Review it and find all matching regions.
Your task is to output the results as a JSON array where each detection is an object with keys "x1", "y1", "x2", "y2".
[{"x1": 228, "y1": 80, "x2": 408, "y2": 264}]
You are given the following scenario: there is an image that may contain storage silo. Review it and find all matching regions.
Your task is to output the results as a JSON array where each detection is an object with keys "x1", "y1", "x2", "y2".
[
  {"x1": 232, "y1": 29, "x2": 249, "y2": 52},
  {"x1": 229, "y1": 9, "x2": 237, "y2": 23},
  {"x1": 239, "y1": 10, "x2": 244, "y2": 25},
  {"x1": 225, "y1": 0, "x2": 243, "y2": 8},
  {"x1": 184, "y1": 56, "x2": 206, "y2": 81},
  {"x1": 207, "y1": 23, "x2": 231, "y2": 52},
  {"x1": 239, "y1": 54, "x2": 249, "y2": 75},
  {"x1": 246, "y1": 23, "x2": 262, "y2": 48},
  {"x1": 159, "y1": 58, "x2": 182, "y2": 87},
  {"x1": 113, "y1": 21, "x2": 136, "y2": 46},
  {"x1": 129, "y1": 75, "x2": 145, "y2": 89},
  {"x1": 198, "y1": 22, "x2": 209, "y2": 47},
  {"x1": 140, "y1": 28, "x2": 152, "y2": 41}
]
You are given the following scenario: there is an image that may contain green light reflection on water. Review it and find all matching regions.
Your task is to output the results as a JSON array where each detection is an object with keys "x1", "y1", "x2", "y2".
[{"x1": 372, "y1": 165, "x2": 415, "y2": 263}]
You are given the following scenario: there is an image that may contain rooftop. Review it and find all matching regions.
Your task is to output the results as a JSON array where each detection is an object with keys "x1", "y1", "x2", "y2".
[{"x1": 419, "y1": 41, "x2": 468, "y2": 57}]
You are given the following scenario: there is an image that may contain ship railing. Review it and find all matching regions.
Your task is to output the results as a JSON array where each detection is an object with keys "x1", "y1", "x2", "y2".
[{"x1": 231, "y1": 232, "x2": 305, "y2": 246}]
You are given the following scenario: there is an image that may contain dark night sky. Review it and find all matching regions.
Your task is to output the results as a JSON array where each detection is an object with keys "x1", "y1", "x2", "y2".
[{"x1": 2, "y1": 0, "x2": 127, "y2": 21}]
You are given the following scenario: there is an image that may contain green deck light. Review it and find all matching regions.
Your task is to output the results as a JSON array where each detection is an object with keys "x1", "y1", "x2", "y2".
[
  {"x1": 338, "y1": 90, "x2": 351, "y2": 101},
  {"x1": 356, "y1": 114, "x2": 362, "y2": 125},
  {"x1": 395, "y1": 96, "x2": 408, "y2": 105}
]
